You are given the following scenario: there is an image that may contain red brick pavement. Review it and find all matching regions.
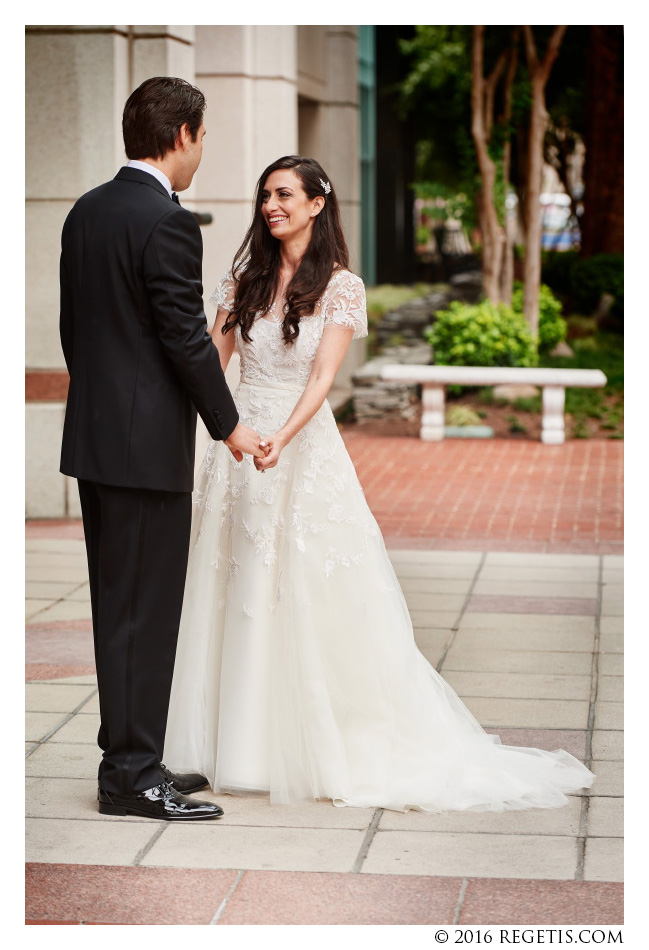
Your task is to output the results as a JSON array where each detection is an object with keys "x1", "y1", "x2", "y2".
[{"x1": 340, "y1": 431, "x2": 623, "y2": 553}]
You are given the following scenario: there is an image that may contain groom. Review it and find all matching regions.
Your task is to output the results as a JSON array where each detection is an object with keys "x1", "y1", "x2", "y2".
[{"x1": 60, "y1": 77, "x2": 264, "y2": 820}]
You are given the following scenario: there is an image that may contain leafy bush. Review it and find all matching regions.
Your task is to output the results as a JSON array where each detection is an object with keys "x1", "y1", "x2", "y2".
[
  {"x1": 511, "y1": 281, "x2": 567, "y2": 352},
  {"x1": 425, "y1": 300, "x2": 538, "y2": 367}
]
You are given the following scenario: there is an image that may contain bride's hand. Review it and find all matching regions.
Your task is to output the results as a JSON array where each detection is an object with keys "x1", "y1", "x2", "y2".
[{"x1": 254, "y1": 432, "x2": 287, "y2": 472}]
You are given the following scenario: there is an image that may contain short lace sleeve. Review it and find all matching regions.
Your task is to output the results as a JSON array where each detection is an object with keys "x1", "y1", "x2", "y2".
[
  {"x1": 209, "y1": 269, "x2": 237, "y2": 312},
  {"x1": 322, "y1": 271, "x2": 368, "y2": 341}
]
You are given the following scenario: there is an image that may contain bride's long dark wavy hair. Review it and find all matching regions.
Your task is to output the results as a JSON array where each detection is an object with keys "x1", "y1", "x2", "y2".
[{"x1": 222, "y1": 155, "x2": 350, "y2": 345}]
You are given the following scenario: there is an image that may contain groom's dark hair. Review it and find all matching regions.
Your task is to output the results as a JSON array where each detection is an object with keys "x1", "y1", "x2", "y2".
[{"x1": 122, "y1": 76, "x2": 206, "y2": 160}]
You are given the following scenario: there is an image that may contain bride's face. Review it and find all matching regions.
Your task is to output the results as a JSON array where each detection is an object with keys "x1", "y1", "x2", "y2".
[{"x1": 260, "y1": 169, "x2": 322, "y2": 242}]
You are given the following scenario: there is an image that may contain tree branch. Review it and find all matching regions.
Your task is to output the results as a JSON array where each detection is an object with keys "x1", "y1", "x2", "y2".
[
  {"x1": 540, "y1": 25, "x2": 568, "y2": 84},
  {"x1": 523, "y1": 26, "x2": 538, "y2": 72}
]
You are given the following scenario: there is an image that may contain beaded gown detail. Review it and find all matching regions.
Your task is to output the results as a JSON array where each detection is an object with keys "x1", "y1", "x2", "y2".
[{"x1": 163, "y1": 268, "x2": 594, "y2": 812}]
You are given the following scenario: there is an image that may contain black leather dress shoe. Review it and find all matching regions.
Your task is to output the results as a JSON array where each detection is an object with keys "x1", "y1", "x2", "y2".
[
  {"x1": 160, "y1": 763, "x2": 209, "y2": 794},
  {"x1": 97, "y1": 782, "x2": 224, "y2": 820}
]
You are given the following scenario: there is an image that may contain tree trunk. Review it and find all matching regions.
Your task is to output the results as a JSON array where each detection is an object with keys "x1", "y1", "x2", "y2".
[
  {"x1": 580, "y1": 26, "x2": 624, "y2": 255},
  {"x1": 522, "y1": 26, "x2": 568, "y2": 341},
  {"x1": 471, "y1": 26, "x2": 506, "y2": 302},
  {"x1": 499, "y1": 30, "x2": 519, "y2": 304}
]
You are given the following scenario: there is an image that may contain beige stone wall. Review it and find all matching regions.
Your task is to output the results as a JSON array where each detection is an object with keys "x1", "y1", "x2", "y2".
[{"x1": 25, "y1": 24, "x2": 363, "y2": 517}]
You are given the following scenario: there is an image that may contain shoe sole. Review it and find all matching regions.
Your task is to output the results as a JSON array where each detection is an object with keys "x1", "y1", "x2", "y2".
[{"x1": 98, "y1": 802, "x2": 223, "y2": 820}]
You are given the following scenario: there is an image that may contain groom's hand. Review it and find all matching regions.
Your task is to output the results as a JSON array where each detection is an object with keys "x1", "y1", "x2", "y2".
[{"x1": 225, "y1": 423, "x2": 267, "y2": 461}]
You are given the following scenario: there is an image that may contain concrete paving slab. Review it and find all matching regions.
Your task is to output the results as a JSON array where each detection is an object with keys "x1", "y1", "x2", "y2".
[
  {"x1": 218, "y1": 869, "x2": 462, "y2": 925},
  {"x1": 472, "y1": 580, "x2": 598, "y2": 599},
  {"x1": 388, "y1": 550, "x2": 482, "y2": 565},
  {"x1": 410, "y1": 610, "x2": 460, "y2": 630},
  {"x1": 26, "y1": 553, "x2": 88, "y2": 568},
  {"x1": 600, "y1": 617, "x2": 623, "y2": 635},
  {"x1": 26, "y1": 683, "x2": 96, "y2": 713},
  {"x1": 479, "y1": 567, "x2": 599, "y2": 583},
  {"x1": 594, "y1": 701, "x2": 623, "y2": 731},
  {"x1": 26, "y1": 538, "x2": 86, "y2": 553},
  {"x1": 398, "y1": 577, "x2": 473, "y2": 595},
  {"x1": 460, "y1": 613, "x2": 596, "y2": 634},
  {"x1": 25, "y1": 863, "x2": 238, "y2": 925},
  {"x1": 50, "y1": 713, "x2": 100, "y2": 744},
  {"x1": 442, "y1": 649, "x2": 592, "y2": 675},
  {"x1": 66, "y1": 585, "x2": 91, "y2": 602},
  {"x1": 598, "y1": 654, "x2": 623, "y2": 676},
  {"x1": 393, "y1": 563, "x2": 478, "y2": 579},
  {"x1": 458, "y1": 878, "x2": 623, "y2": 926},
  {"x1": 28, "y1": 600, "x2": 93, "y2": 623},
  {"x1": 26, "y1": 711, "x2": 66, "y2": 742},
  {"x1": 591, "y1": 731, "x2": 624, "y2": 760},
  {"x1": 26, "y1": 599, "x2": 57, "y2": 619},
  {"x1": 403, "y1": 592, "x2": 467, "y2": 611},
  {"x1": 194, "y1": 789, "x2": 375, "y2": 829},
  {"x1": 461, "y1": 697, "x2": 590, "y2": 729},
  {"x1": 602, "y1": 556, "x2": 624, "y2": 569},
  {"x1": 453, "y1": 628, "x2": 595, "y2": 654},
  {"x1": 588, "y1": 760, "x2": 623, "y2": 797},
  {"x1": 25, "y1": 566, "x2": 90, "y2": 584},
  {"x1": 26, "y1": 817, "x2": 158, "y2": 866},
  {"x1": 26, "y1": 742, "x2": 99, "y2": 780},
  {"x1": 484, "y1": 553, "x2": 599, "y2": 568},
  {"x1": 598, "y1": 676, "x2": 623, "y2": 702},
  {"x1": 601, "y1": 593, "x2": 623, "y2": 617},
  {"x1": 26, "y1": 777, "x2": 143, "y2": 822},
  {"x1": 26, "y1": 582, "x2": 81, "y2": 599},
  {"x1": 583, "y1": 837, "x2": 623, "y2": 882},
  {"x1": 362, "y1": 830, "x2": 578, "y2": 879},
  {"x1": 599, "y1": 632, "x2": 623, "y2": 654},
  {"x1": 442, "y1": 671, "x2": 591, "y2": 701},
  {"x1": 379, "y1": 796, "x2": 582, "y2": 836},
  {"x1": 142, "y1": 824, "x2": 366, "y2": 873},
  {"x1": 587, "y1": 797, "x2": 623, "y2": 838}
]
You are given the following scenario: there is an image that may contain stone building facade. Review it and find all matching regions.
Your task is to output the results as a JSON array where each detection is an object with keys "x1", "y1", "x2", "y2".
[{"x1": 26, "y1": 24, "x2": 366, "y2": 517}]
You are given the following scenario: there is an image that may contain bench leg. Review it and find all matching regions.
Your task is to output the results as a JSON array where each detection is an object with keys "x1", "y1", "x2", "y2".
[
  {"x1": 541, "y1": 385, "x2": 565, "y2": 444},
  {"x1": 420, "y1": 384, "x2": 445, "y2": 441}
]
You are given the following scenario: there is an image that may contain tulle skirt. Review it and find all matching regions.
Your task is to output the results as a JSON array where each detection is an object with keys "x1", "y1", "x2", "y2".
[{"x1": 164, "y1": 378, "x2": 594, "y2": 812}]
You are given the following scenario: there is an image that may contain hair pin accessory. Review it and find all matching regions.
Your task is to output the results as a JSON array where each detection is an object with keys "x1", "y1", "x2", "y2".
[{"x1": 319, "y1": 178, "x2": 331, "y2": 195}]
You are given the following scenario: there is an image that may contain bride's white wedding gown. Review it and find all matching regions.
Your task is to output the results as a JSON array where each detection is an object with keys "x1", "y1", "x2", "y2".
[{"x1": 163, "y1": 268, "x2": 594, "y2": 812}]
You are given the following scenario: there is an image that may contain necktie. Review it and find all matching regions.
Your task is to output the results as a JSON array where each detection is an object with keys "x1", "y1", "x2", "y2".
[{"x1": 172, "y1": 192, "x2": 180, "y2": 204}]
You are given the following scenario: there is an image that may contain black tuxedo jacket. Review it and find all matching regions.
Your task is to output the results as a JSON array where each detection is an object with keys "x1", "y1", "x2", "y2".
[{"x1": 59, "y1": 166, "x2": 239, "y2": 492}]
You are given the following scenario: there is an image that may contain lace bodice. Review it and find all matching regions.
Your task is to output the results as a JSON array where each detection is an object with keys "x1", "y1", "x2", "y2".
[{"x1": 210, "y1": 268, "x2": 368, "y2": 388}]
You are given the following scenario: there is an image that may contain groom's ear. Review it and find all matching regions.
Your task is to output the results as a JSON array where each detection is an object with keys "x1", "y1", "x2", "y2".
[{"x1": 175, "y1": 123, "x2": 191, "y2": 152}]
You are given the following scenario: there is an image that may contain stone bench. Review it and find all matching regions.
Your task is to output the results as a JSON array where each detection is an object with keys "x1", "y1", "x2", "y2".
[{"x1": 379, "y1": 365, "x2": 607, "y2": 445}]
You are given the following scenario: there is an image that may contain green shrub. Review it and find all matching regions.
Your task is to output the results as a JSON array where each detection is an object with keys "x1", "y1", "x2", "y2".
[
  {"x1": 511, "y1": 282, "x2": 567, "y2": 352},
  {"x1": 425, "y1": 300, "x2": 538, "y2": 367}
]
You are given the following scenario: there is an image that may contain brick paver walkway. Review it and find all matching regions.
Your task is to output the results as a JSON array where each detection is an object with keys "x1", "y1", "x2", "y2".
[
  {"x1": 341, "y1": 431, "x2": 623, "y2": 553},
  {"x1": 25, "y1": 434, "x2": 623, "y2": 925}
]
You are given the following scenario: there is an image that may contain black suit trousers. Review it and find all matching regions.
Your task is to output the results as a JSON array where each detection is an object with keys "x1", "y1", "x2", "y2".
[{"x1": 78, "y1": 479, "x2": 192, "y2": 794}]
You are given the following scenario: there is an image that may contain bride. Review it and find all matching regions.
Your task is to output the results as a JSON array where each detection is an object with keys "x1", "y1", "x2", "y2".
[{"x1": 164, "y1": 155, "x2": 594, "y2": 812}]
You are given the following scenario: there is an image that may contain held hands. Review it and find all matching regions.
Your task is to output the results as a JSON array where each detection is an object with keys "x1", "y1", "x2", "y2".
[
  {"x1": 254, "y1": 432, "x2": 287, "y2": 472},
  {"x1": 224, "y1": 424, "x2": 270, "y2": 462}
]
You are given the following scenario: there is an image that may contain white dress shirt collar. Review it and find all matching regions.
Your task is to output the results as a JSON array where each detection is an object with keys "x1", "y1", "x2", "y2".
[{"x1": 126, "y1": 160, "x2": 173, "y2": 198}]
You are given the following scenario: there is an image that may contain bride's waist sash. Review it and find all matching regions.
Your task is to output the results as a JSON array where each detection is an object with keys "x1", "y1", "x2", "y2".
[{"x1": 238, "y1": 377, "x2": 306, "y2": 395}]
